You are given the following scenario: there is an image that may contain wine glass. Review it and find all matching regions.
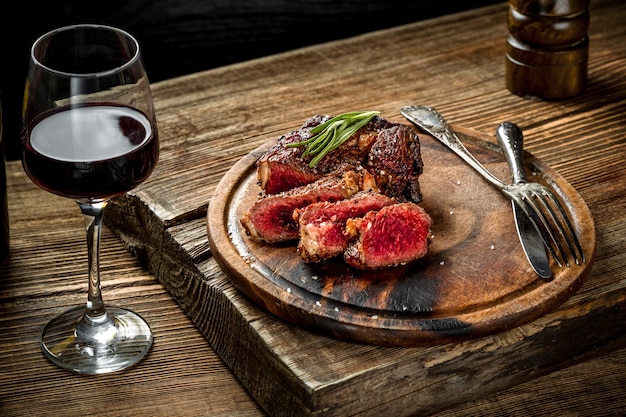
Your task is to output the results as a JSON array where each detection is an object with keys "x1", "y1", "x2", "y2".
[{"x1": 21, "y1": 24, "x2": 159, "y2": 374}]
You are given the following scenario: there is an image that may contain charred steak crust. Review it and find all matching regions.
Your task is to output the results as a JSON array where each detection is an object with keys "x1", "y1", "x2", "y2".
[
  {"x1": 240, "y1": 170, "x2": 378, "y2": 244},
  {"x1": 344, "y1": 203, "x2": 433, "y2": 270},
  {"x1": 366, "y1": 125, "x2": 423, "y2": 203},
  {"x1": 294, "y1": 192, "x2": 397, "y2": 263},
  {"x1": 257, "y1": 115, "x2": 423, "y2": 203}
]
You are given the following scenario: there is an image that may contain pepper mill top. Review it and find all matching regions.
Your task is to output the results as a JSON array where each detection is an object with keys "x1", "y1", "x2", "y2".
[{"x1": 505, "y1": 0, "x2": 589, "y2": 100}]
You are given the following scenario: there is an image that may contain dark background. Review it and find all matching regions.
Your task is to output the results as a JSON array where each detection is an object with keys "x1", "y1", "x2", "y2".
[{"x1": 0, "y1": 0, "x2": 501, "y2": 161}]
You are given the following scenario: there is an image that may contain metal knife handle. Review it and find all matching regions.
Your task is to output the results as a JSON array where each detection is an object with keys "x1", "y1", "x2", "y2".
[
  {"x1": 495, "y1": 122, "x2": 528, "y2": 184},
  {"x1": 401, "y1": 105, "x2": 506, "y2": 189}
]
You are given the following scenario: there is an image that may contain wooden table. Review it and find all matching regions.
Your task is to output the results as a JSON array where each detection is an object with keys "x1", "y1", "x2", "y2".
[{"x1": 2, "y1": 0, "x2": 625, "y2": 415}]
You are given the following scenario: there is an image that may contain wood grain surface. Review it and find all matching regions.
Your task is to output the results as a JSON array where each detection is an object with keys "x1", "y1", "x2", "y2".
[
  {"x1": 2, "y1": 0, "x2": 625, "y2": 416},
  {"x1": 207, "y1": 126, "x2": 595, "y2": 346},
  {"x1": 102, "y1": 0, "x2": 626, "y2": 415},
  {"x1": 0, "y1": 169, "x2": 264, "y2": 417}
]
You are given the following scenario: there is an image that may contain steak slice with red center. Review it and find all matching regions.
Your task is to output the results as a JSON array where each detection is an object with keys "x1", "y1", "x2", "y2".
[
  {"x1": 294, "y1": 192, "x2": 396, "y2": 263},
  {"x1": 241, "y1": 170, "x2": 378, "y2": 243},
  {"x1": 344, "y1": 203, "x2": 432, "y2": 269},
  {"x1": 257, "y1": 114, "x2": 384, "y2": 194}
]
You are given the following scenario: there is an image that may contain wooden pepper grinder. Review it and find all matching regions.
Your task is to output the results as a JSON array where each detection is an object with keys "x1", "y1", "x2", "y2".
[{"x1": 505, "y1": 0, "x2": 589, "y2": 99}]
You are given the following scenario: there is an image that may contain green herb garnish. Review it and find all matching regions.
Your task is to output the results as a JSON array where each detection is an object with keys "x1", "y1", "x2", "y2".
[{"x1": 287, "y1": 110, "x2": 380, "y2": 167}]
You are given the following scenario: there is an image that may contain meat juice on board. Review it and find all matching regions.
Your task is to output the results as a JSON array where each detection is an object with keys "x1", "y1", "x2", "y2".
[{"x1": 22, "y1": 103, "x2": 158, "y2": 200}]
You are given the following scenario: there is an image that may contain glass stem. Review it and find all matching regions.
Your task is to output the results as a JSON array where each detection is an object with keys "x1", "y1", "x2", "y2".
[{"x1": 78, "y1": 200, "x2": 109, "y2": 320}]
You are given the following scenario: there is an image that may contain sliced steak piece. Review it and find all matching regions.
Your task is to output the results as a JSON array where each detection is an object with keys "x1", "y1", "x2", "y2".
[
  {"x1": 257, "y1": 115, "x2": 396, "y2": 195},
  {"x1": 344, "y1": 203, "x2": 432, "y2": 270},
  {"x1": 294, "y1": 192, "x2": 396, "y2": 263},
  {"x1": 241, "y1": 170, "x2": 378, "y2": 244}
]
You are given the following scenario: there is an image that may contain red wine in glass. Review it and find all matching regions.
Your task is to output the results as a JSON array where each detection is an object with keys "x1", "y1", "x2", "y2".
[
  {"x1": 21, "y1": 24, "x2": 159, "y2": 374},
  {"x1": 23, "y1": 103, "x2": 158, "y2": 200}
]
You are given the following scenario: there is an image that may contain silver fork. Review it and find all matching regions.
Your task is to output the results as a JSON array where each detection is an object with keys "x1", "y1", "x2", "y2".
[
  {"x1": 495, "y1": 121, "x2": 584, "y2": 266},
  {"x1": 400, "y1": 105, "x2": 584, "y2": 268}
]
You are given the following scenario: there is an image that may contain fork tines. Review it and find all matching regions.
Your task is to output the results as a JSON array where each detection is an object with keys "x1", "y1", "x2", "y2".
[{"x1": 516, "y1": 184, "x2": 584, "y2": 267}]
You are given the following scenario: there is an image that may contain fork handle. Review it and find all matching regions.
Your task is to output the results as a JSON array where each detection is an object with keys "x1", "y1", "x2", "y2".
[{"x1": 496, "y1": 122, "x2": 528, "y2": 184}]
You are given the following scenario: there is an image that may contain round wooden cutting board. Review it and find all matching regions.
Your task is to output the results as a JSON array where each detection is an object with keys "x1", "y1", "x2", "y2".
[{"x1": 206, "y1": 125, "x2": 595, "y2": 347}]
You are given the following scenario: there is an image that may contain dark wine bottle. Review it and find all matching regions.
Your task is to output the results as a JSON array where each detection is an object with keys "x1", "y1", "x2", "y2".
[{"x1": 0, "y1": 97, "x2": 9, "y2": 262}]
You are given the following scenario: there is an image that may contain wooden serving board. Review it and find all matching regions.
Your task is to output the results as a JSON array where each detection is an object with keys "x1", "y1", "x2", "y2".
[{"x1": 206, "y1": 126, "x2": 595, "y2": 347}]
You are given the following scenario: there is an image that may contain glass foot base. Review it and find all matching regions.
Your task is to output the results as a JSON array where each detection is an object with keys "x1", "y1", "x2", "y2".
[{"x1": 41, "y1": 306, "x2": 153, "y2": 374}]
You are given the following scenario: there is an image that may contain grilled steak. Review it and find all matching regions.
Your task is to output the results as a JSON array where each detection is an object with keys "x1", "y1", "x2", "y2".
[
  {"x1": 241, "y1": 112, "x2": 432, "y2": 272},
  {"x1": 257, "y1": 114, "x2": 423, "y2": 203},
  {"x1": 367, "y1": 125, "x2": 423, "y2": 203},
  {"x1": 344, "y1": 203, "x2": 432, "y2": 269},
  {"x1": 294, "y1": 192, "x2": 396, "y2": 263},
  {"x1": 241, "y1": 170, "x2": 378, "y2": 243}
]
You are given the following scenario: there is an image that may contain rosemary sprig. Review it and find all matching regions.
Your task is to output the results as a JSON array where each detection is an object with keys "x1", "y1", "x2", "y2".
[{"x1": 287, "y1": 111, "x2": 380, "y2": 167}]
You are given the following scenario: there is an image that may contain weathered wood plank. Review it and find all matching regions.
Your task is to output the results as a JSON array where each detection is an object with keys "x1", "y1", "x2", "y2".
[
  {"x1": 0, "y1": 167, "x2": 264, "y2": 417},
  {"x1": 3, "y1": 0, "x2": 625, "y2": 416},
  {"x1": 102, "y1": 0, "x2": 626, "y2": 415}
]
